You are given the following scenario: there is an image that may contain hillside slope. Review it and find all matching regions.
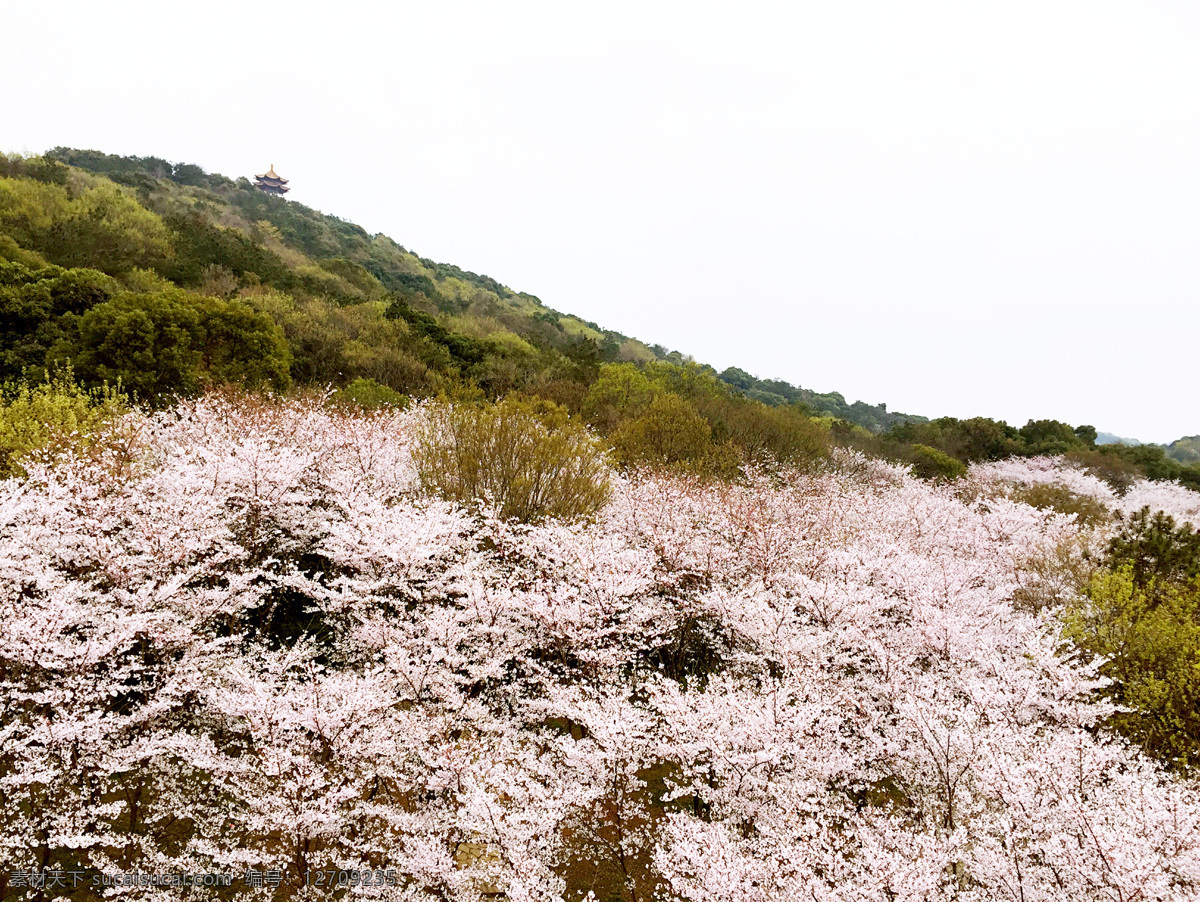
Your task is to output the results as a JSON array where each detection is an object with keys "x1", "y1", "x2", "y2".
[
  {"x1": 27, "y1": 148, "x2": 917, "y2": 430},
  {"x1": 1169, "y1": 435, "x2": 1200, "y2": 463},
  {"x1": 4, "y1": 148, "x2": 1199, "y2": 490}
]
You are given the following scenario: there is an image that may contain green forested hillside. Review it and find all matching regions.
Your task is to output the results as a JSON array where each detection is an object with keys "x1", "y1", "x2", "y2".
[
  {"x1": 2, "y1": 149, "x2": 656, "y2": 397},
  {"x1": 1168, "y1": 436, "x2": 1200, "y2": 463},
  {"x1": 1, "y1": 148, "x2": 1197, "y2": 488},
  {"x1": 14, "y1": 149, "x2": 913, "y2": 427}
]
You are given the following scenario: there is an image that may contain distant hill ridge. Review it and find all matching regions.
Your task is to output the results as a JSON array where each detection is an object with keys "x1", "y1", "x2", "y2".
[
  {"x1": 1097, "y1": 432, "x2": 1143, "y2": 447},
  {"x1": 35, "y1": 148, "x2": 920, "y2": 433},
  {"x1": 2, "y1": 148, "x2": 1196, "y2": 486}
]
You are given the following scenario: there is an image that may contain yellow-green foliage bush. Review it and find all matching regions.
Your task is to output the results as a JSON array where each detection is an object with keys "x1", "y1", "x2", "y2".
[
  {"x1": 582, "y1": 363, "x2": 658, "y2": 432},
  {"x1": 610, "y1": 394, "x2": 714, "y2": 469},
  {"x1": 0, "y1": 176, "x2": 171, "y2": 275},
  {"x1": 0, "y1": 234, "x2": 47, "y2": 267},
  {"x1": 0, "y1": 374, "x2": 128, "y2": 477},
  {"x1": 696, "y1": 396, "x2": 829, "y2": 469},
  {"x1": 1062, "y1": 509, "x2": 1200, "y2": 773},
  {"x1": 1012, "y1": 482, "x2": 1110, "y2": 527},
  {"x1": 414, "y1": 397, "x2": 611, "y2": 523},
  {"x1": 1064, "y1": 568, "x2": 1200, "y2": 773},
  {"x1": 585, "y1": 363, "x2": 830, "y2": 476},
  {"x1": 294, "y1": 264, "x2": 368, "y2": 301},
  {"x1": 907, "y1": 443, "x2": 968, "y2": 481},
  {"x1": 251, "y1": 292, "x2": 439, "y2": 395},
  {"x1": 333, "y1": 378, "x2": 408, "y2": 410}
]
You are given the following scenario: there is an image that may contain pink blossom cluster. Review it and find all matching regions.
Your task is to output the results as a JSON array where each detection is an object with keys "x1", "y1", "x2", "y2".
[
  {"x1": 2, "y1": 396, "x2": 1198, "y2": 901},
  {"x1": 1120, "y1": 480, "x2": 1200, "y2": 528},
  {"x1": 970, "y1": 455, "x2": 1200, "y2": 527}
]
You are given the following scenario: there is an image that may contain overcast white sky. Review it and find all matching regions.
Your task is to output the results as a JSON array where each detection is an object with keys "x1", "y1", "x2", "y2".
[{"x1": 6, "y1": 1, "x2": 1198, "y2": 441}]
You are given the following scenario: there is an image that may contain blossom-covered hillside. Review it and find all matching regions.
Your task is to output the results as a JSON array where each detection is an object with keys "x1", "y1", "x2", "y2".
[
  {"x1": 2, "y1": 396, "x2": 1199, "y2": 901},
  {"x1": 971, "y1": 455, "x2": 1200, "y2": 528}
]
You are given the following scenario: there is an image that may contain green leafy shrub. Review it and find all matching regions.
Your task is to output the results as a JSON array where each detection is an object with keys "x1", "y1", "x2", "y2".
[
  {"x1": 696, "y1": 397, "x2": 829, "y2": 469},
  {"x1": 385, "y1": 298, "x2": 491, "y2": 371},
  {"x1": 889, "y1": 416, "x2": 1026, "y2": 463},
  {"x1": 0, "y1": 234, "x2": 48, "y2": 267},
  {"x1": 1012, "y1": 483, "x2": 1110, "y2": 527},
  {"x1": 582, "y1": 363, "x2": 658, "y2": 432},
  {"x1": 161, "y1": 211, "x2": 292, "y2": 289},
  {"x1": 1091, "y1": 443, "x2": 1200, "y2": 492},
  {"x1": 53, "y1": 290, "x2": 293, "y2": 401},
  {"x1": 1064, "y1": 568, "x2": 1200, "y2": 773},
  {"x1": 54, "y1": 290, "x2": 205, "y2": 400},
  {"x1": 0, "y1": 153, "x2": 69, "y2": 185},
  {"x1": 1064, "y1": 508, "x2": 1200, "y2": 773},
  {"x1": 609, "y1": 394, "x2": 713, "y2": 469},
  {"x1": 1019, "y1": 418, "x2": 1088, "y2": 455},
  {"x1": 0, "y1": 261, "x2": 119, "y2": 380},
  {"x1": 0, "y1": 176, "x2": 172, "y2": 275},
  {"x1": 255, "y1": 293, "x2": 440, "y2": 394},
  {"x1": 318, "y1": 257, "x2": 386, "y2": 298},
  {"x1": 333, "y1": 377, "x2": 408, "y2": 410},
  {"x1": 193, "y1": 297, "x2": 292, "y2": 392},
  {"x1": 0, "y1": 373, "x2": 128, "y2": 477},
  {"x1": 907, "y1": 444, "x2": 967, "y2": 481},
  {"x1": 414, "y1": 397, "x2": 611, "y2": 523}
]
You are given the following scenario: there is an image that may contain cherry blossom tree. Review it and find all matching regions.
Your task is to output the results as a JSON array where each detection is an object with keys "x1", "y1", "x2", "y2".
[{"x1": 2, "y1": 396, "x2": 1199, "y2": 901}]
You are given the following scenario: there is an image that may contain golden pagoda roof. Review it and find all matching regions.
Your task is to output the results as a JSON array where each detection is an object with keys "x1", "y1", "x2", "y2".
[{"x1": 254, "y1": 164, "x2": 288, "y2": 183}]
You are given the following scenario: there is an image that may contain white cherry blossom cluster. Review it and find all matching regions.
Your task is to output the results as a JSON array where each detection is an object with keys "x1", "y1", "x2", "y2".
[
  {"x1": 970, "y1": 454, "x2": 1200, "y2": 526},
  {"x1": 1, "y1": 396, "x2": 1198, "y2": 901}
]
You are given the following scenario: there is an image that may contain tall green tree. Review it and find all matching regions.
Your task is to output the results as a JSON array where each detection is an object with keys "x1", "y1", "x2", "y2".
[
  {"x1": 52, "y1": 290, "x2": 205, "y2": 400},
  {"x1": 194, "y1": 297, "x2": 292, "y2": 392},
  {"x1": 0, "y1": 261, "x2": 117, "y2": 380}
]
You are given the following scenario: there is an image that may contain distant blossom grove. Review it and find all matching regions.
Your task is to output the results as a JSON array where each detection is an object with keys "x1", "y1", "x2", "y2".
[
  {"x1": 970, "y1": 455, "x2": 1200, "y2": 527},
  {"x1": 2, "y1": 395, "x2": 1199, "y2": 900}
]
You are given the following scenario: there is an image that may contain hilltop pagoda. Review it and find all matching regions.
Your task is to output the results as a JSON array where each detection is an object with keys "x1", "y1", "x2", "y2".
[{"x1": 253, "y1": 164, "x2": 289, "y2": 196}]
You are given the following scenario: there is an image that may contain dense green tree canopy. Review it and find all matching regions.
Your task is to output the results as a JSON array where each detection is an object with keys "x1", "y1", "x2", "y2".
[{"x1": 56, "y1": 290, "x2": 205, "y2": 399}]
